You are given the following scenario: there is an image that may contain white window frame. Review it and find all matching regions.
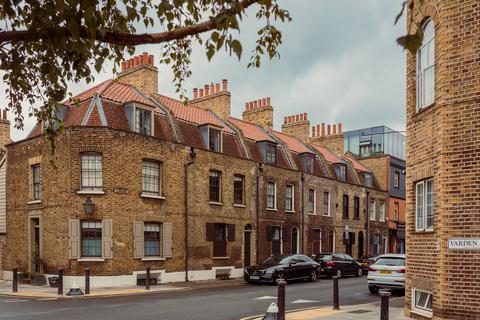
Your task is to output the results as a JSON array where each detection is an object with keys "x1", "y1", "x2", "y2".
[
  {"x1": 285, "y1": 184, "x2": 295, "y2": 212},
  {"x1": 267, "y1": 181, "x2": 277, "y2": 210},
  {"x1": 369, "y1": 200, "x2": 376, "y2": 221},
  {"x1": 208, "y1": 126, "x2": 223, "y2": 153},
  {"x1": 379, "y1": 202, "x2": 386, "y2": 222},
  {"x1": 412, "y1": 288, "x2": 433, "y2": 318},
  {"x1": 308, "y1": 188, "x2": 316, "y2": 214},
  {"x1": 133, "y1": 105, "x2": 155, "y2": 136},
  {"x1": 141, "y1": 160, "x2": 162, "y2": 198},
  {"x1": 416, "y1": 18, "x2": 435, "y2": 111},
  {"x1": 323, "y1": 191, "x2": 330, "y2": 216},
  {"x1": 416, "y1": 178, "x2": 434, "y2": 232},
  {"x1": 80, "y1": 153, "x2": 103, "y2": 192}
]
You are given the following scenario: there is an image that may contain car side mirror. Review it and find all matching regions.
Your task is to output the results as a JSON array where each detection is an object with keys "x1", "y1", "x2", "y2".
[{"x1": 290, "y1": 260, "x2": 297, "y2": 266}]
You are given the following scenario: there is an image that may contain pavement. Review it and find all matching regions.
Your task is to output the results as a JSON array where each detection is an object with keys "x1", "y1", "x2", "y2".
[
  {"x1": 0, "y1": 276, "x2": 401, "y2": 320},
  {"x1": 243, "y1": 296, "x2": 409, "y2": 320},
  {"x1": 0, "y1": 277, "x2": 244, "y2": 298}
]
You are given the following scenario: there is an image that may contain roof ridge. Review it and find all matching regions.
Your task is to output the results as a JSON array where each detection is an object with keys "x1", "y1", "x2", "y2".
[{"x1": 95, "y1": 79, "x2": 114, "y2": 96}]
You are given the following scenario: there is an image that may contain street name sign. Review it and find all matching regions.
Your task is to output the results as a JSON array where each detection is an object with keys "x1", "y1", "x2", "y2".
[{"x1": 447, "y1": 238, "x2": 480, "y2": 250}]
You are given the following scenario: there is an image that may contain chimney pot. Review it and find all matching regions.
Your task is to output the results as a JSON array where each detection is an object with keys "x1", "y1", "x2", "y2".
[
  {"x1": 321, "y1": 123, "x2": 325, "y2": 137},
  {"x1": 338, "y1": 123, "x2": 342, "y2": 134},
  {"x1": 149, "y1": 55, "x2": 154, "y2": 65},
  {"x1": 295, "y1": 115, "x2": 299, "y2": 122},
  {"x1": 205, "y1": 85, "x2": 209, "y2": 96},
  {"x1": 254, "y1": 100, "x2": 258, "y2": 109},
  {"x1": 193, "y1": 88, "x2": 198, "y2": 99},
  {"x1": 333, "y1": 124, "x2": 337, "y2": 135},
  {"x1": 215, "y1": 83, "x2": 220, "y2": 93},
  {"x1": 249, "y1": 102, "x2": 254, "y2": 110},
  {"x1": 284, "y1": 117, "x2": 288, "y2": 124},
  {"x1": 121, "y1": 62, "x2": 126, "y2": 71},
  {"x1": 2, "y1": 110, "x2": 6, "y2": 120},
  {"x1": 199, "y1": 88, "x2": 204, "y2": 97},
  {"x1": 316, "y1": 124, "x2": 320, "y2": 137},
  {"x1": 142, "y1": 52, "x2": 149, "y2": 64},
  {"x1": 289, "y1": 116, "x2": 293, "y2": 123},
  {"x1": 257, "y1": 99, "x2": 262, "y2": 108},
  {"x1": 222, "y1": 79, "x2": 228, "y2": 91},
  {"x1": 245, "y1": 102, "x2": 249, "y2": 111},
  {"x1": 266, "y1": 97, "x2": 271, "y2": 106},
  {"x1": 134, "y1": 56, "x2": 140, "y2": 66},
  {"x1": 327, "y1": 124, "x2": 331, "y2": 136},
  {"x1": 304, "y1": 112, "x2": 307, "y2": 120},
  {"x1": 312, "y1": 126, "x2": 316, "y2": 137},
  {"x1": 210, "y1": 83, "x2": 214, "y2": 94}
]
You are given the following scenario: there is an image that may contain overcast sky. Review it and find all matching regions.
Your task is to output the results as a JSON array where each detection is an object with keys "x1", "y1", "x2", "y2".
[{"x1": 3, "y1": 0, "x2": 406, "y2": 141}]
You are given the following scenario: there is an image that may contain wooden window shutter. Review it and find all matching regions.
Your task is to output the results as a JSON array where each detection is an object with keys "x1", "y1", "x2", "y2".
[
  {"x1": 68, "y1": 219, "x2": 80, "y2": 259},
  {"x1": 133, "y1": 221, "x2": 144, "y2": 259},
  {"x1": 308, "y1": 228, "x2": 313, "y2": 242},
  {"x1": 102, "y1": 220, "x2": 113, "y2": 259},
  {"x1": 282, "y1": 226, "x2": 288, "y2": 242},
  {"x1": 206, "y1": 223, "x2": 215, "y2": 241},
  {"x1": 227, "y1": 224, "x2": 235, "y2": 241},
  {"x1": 163, "y1": 222, "x2": 173, "y2": 258},
  {"x1": 266, "y1": 225, "x2": 273, "y2": 241}
]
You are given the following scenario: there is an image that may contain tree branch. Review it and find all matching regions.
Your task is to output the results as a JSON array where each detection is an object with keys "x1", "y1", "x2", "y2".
[{"x1": 0, "y1": 0, "x2": 259, "y2": 46}]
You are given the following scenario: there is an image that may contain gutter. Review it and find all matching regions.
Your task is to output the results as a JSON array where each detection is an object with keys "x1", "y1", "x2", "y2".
[{"x1": 366, "y1": 191, "x2": 370, "y2": 256}]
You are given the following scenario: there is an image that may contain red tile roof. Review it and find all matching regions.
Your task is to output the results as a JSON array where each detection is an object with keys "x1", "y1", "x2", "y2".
[
  {"x1": 65, "y1": 79, "x2": 154, "y2": 107},
  {"x1": 271, "y1": 131, "x2": 312, "y2": 154},
  {"x1": 228, "y1": 117, "x2": 274, "y2": 142},
  {"x1": 154, "y1": 94, "x2": 233, "y2": 133},
  {"x1": 348, "y1": 157, "x2": 371, "y2": 173},
  {"x1": 311, "y1": 145, "x2": 344, "y2": 164}
]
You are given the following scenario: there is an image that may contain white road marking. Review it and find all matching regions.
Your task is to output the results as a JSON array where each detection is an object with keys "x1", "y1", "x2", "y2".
[
  {"x1": 37, "y1": 298, "x2": 59, "y2": 301},
  {"x1": 291, "y1": 299, "x2": 319, "y2": 304},
  {"x1": 1, "y1": 299, "x2": 26, "y2": 303},
  {"x1": 254, "y1": 296, "x2": 277, "y2": 300}
]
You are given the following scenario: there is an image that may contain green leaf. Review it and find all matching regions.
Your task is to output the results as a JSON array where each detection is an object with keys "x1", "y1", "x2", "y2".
[
  {"x1": 230, "y1": 39, "x2": 242, "y2": 60},
  {"x1": 394, "y1": 1, "x2": 407, "y2": 25}
]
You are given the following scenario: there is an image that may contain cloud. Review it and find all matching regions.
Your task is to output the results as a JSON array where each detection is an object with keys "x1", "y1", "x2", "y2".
[{"x1": 2, "y1": 0, "x2": 407, "y2": 141}]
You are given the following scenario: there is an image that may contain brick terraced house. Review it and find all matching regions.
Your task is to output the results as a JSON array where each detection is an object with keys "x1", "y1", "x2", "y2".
[
  {"x1": 0, "y1": 54, "x2": 387, "y2": 287},
  {"x1": 405, "y1": 1, "x2": 480, "y2": 319}
]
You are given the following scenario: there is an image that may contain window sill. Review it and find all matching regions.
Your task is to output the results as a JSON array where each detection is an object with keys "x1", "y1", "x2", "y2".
[
  {"x1": 77, "y1": 190, "x2": 105, "y2": 195},
  {"x1": 27, "y1": 200, "x2": 42, "y2": 205},
  {"x1": 410, "y1": 308, "x2": 433, "y2": 319},
  {"x1": 307, "y1": 212, "x2": 317, "y2": 216},
  {"x1": 414, "y1": 229, "x2": 435, "y2": 233},
  {"x1": 77, "y1": 258, "x2": 105, "y2": 262},
  {"x1": 266, "y1": 208, "x2": 278, "y2": 212},
  {"x1": 323, "y1": 214, "x2": 331, "y2": 217},
  {"x1": 141, "y1": 193, "x2": 165, "y2": 200},
  {"x1": 233, "y1": 204, "x2": 246, "y2": 208},
  {"x1": 209, "y1": 201, "x2": 224, "y2": 206},
  {"x1": 212, "y1": 256, "x2": 230, "y2": 260},
  {"x1": 142, "y1": 257, "x2": 166, "y2": 261},
  {"x1": 286, "y1": 210, "x2": 295, "y2": 214}
]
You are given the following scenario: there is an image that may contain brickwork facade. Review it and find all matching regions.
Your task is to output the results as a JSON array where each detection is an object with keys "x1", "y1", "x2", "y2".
[{"x1": 406, "y1": 1, "x2": 480, "y2": 319}]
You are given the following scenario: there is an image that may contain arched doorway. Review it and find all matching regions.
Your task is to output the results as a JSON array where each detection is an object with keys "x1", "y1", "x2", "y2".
[
  {"x1": 358, "y1": 231, "x2": 364, "y2": 259},
  {"x1": 328, "y1": 229, "x2": 335, "y2": 253},
  {"x1": 244, "y1": 224, "x2": 252, "y2": 267},
  {"x1": 291, "y1": 227, "x2": 298, "y2": 254}
]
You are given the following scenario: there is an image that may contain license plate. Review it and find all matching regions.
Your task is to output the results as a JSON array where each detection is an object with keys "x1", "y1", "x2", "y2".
[
  {"x1": 250, "y1": 276, "x2": 260, "y2": 280},
  {"x1": 380, "y1": 270, "x2": 391, "y2": 275}
]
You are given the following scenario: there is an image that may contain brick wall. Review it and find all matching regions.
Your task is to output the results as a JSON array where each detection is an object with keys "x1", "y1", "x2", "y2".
[
  {"x1": 242, "y1": 98, "x2": 273, "y2": 131},
  {"x1": 406, "y1": 0, "x2": 480, "y2": 318},
  {"x1": 191, "y1": 81, "x2": 231, "y2": 119}
]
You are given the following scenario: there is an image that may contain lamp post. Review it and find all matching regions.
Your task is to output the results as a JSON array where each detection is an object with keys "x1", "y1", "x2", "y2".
[{"x1": 83, "y1": 197, "x2": 95, "y2": 215}]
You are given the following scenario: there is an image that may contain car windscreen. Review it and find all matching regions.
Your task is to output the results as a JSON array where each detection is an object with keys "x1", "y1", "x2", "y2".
[
  {"x1": 262, "y1": 255, "x2": 291, "y2": 265},
  {"x1": 375, "y1": 257, "x2": 405, "y2": 266},
  {"x1": 317, "y1": 254, "x2": 333, "y2": 261}
]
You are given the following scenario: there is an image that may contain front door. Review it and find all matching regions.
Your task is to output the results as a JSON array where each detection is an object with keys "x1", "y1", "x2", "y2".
[
  {"x1": 291, "y1": 228, "x2": 298, "y2": 254},
  {"x1": 244, "y1": 231, "x2": 251, "y2": 267},
  {"x1": 29, "y1": 217, "x2": 41, "y2": 274},
  {"x1": 358, "y1": 232, "x2": 364, "y2": 259}
]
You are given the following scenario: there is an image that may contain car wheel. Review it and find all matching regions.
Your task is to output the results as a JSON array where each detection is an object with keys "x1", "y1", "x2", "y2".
[
  {"x1": 369, "y1": 285, "x2": 379, "y2": 294},
  {"x1": 334, "y1": 269, "x2": 342, "y2": 279},
  {"x1": 356, "y1": 268, "x2": 363, "y2": 277},
  {"x1": 309, "y1": 270, "x2": 318, "y2": 282}
]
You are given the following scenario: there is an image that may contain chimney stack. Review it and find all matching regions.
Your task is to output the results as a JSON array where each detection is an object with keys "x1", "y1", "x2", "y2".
[
  {"x1": 190, "y1": 79, "x2": 231, "y2": 119},
  {"x1": 242, "y1": 97, "x2": 274, "y2": 131},
  {"x1": 281, "y1": 112, "x2": 310, "y2": 142},
  {"x1": 310, "y1": 122, "x2": 344, "y2": 155},
  {"x1": 117, "y1": 52, "x2": 158, "y2": 96},
  {"x1": 0, "y1": 109, "x2": 11, "y2": 150}
]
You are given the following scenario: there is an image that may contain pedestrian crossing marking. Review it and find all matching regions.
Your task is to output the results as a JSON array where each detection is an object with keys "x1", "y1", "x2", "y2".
[
  {"x1": 254, "y1": 295, "x2": 277, "y2": 300},
  {"x1": 292, "y1": 299, "x2": 319, "y2": 304}
]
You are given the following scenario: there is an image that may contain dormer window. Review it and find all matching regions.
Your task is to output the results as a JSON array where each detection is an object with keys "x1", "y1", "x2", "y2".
[
  {"x1": 266, "y1": 143, "x2": 277, "y2": 165},
  {"x1": 125, "y1": 104, "x2": 154, "y2": 136},
  {"x1": 300, "y1": 153, "x2": 315, "y2": 174},
  {"x1": 363, "y1": 172, "x2": 373, "y2": 187},
  {"x1": 334, "y1": 164, "x2": 347, "y2": 181},
  {"x1": 136, "y1": 108, "x2": 152, "y2": 135},
  {"x1": 208, "y1": 127, "x2": 222, "y2": 152}
]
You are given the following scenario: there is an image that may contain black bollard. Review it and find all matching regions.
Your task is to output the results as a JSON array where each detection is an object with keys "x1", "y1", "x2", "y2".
[
  {"x1": 332, "y1": 276, "x2": 340, "y2": 310},
  {"x1": 12, "y1": 268, "x2": 17, "y2": 293},
  {"x1": 58, "y1": 268, "x2": 63, "y2": 295},
  {"x1": 85, "y1": 268, "x2": 90, "y2": 295},
  {"x1": 146, "y1": 267, "x2": 150, "y2": 290},
  {"x1": 276, "y1": 279, "x2": 286, "y2": 320},
  {"x1": 380, "y1": 290, "x2": 391, "y2": 320}
]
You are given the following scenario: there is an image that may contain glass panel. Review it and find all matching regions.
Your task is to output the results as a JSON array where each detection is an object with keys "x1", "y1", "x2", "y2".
[
  {"x1": 209, "y1": 128, "x2": 221, "y2": 152},
  {"x1": 81, "y1": 221, "x2": 102, "y2": 257},
  {"x1": 267, "y1": 182, "x2": 276, "y2": 209},
  {"x1": 81, "y1": 154, "x2": 103, "y2": 189},
  {"x1": 144, "y1": 223, "x2": 161, "y2": 256},
  {"x1": 209, "y1": 171, "x2": 221, "y2": 202},
  {"x1": 416, "y1": 182, "x2": 425, "y2": 230},
  {"x1": 426, "y1": 180, "x2": 434, "y2": 229},
  {"x1": 234, "y1": 175, "x2": 244, "y2": 205},
  {"x1": 135, "y1": 108, "x2": 152, "y2": 135},
  {"x1": 142, "y1": 161, "x2": 160, "y2": 194}
]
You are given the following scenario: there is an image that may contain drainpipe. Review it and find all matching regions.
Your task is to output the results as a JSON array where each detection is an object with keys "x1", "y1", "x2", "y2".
[
  {"x1": 256, "y1": 163, "x2": 263, "y2": 265},
  {"x1": 366, "y1": 191, "x2": 370, "y2": 256},
  {"x1": 300, "y1": 173, "x2": 305, "y2": 254},
  {"x1": 184, "y1": 147, "x2": 197, "y2": 282}
]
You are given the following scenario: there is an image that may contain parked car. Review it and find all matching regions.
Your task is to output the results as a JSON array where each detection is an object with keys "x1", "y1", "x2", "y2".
[
  {"x1": 367, "y1": 254, "x2": 406, "y2": 293},
  {"x1": 313, "y1": 253, "x2": 363, "y2": 278},
  {"x1": 244, "y1": 254, "x2": 320, "y2": 284},
  {"x1": 357, "y1": 254, "x2": 378, "y2": 275}
]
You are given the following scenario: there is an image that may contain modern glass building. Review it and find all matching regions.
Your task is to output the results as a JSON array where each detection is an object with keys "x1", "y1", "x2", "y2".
[{"x1": 343, "y1": 126, "x2": 406, "y2": 160}]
